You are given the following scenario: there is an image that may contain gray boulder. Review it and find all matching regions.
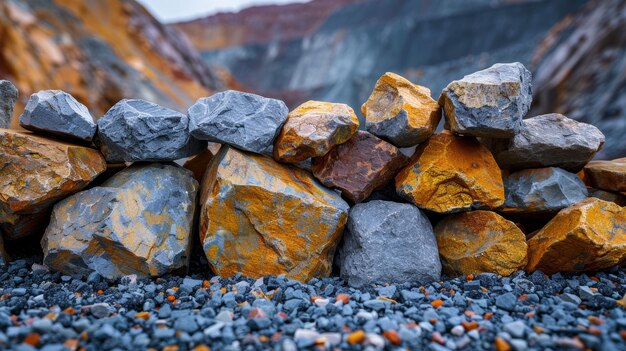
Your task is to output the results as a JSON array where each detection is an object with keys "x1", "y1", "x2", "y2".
[
  {"x1": 188, "y1": 90, "x2": 288, "y2": 155},
  {"x1": 339, "y1": 200, "x2": 441, "y2": 287},
  {"x1": 0, "y1": 80, "x2": 18, "y2": 129},
  {"x1": 440, "y1": 62, "x2": 532, "y2": 138},
  {"x1": 19, "y1": 90, "x2": 96, "y2": 141},
  {"x1": 96, "y1": 99, "x2": 205, "y2": 162}
]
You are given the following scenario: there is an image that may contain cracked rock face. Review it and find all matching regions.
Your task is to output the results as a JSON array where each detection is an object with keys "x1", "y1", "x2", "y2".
[
  {"x1": 188, "y1": 90, "x2": 288, "y2": 156},
  {"x1": 42, "y1": 163, "x2": 198, "y2": 279},
  {"x1": 584, "y1": 157, "x2": 626, "y2": 193},
  {"x1": 95, "y1": 99, "x2": 206, "y2": 163},
  {"x1": 440, "y1": 62, "x2": 532, "y2": 138},
  {"x1": 19, "y1": 90, "x2": 97, "y2": 142},
  {"x1": 339, "y1": 200, "x2": 441, "y2": 287},
  {"x1": 0, "y1": 80, "x2": 18, "y2": 129},
  {"x1": 199, "y1": 146, "x2": 349, "y2": 281}
]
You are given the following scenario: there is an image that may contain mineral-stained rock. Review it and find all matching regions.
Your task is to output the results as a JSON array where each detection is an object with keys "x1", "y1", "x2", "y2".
[
  {"x1": 339, "y1": 200, "x2": 441, "y2": 287},
  {"x1": 395, "y1": 132, "x2": 504, "y2": 213},
  {"x1": 434, "y1": 211, "x2": 528, "y2": 277},
  {"x1": 583, "y1": 158, "x2": 626, "y2": 192},
  {"x1": 200, "y1": 146, "x2": 349, "y2": 281},
  {"x1": 19, "y1": 90, "x2": 97, "y2": 142},
  {"x1": 361, "y1": 72, "x2": 440, "y2": 147},
  {"x1": 182, "y1": 144, "x2": 221, "y2": 182},
  {"x1": 273, "y1": 100, "x2": 359, "y2": 163},
  {"x1": 1, "y1": 210, "x2": 51, "y2": 241},
  {"x1": 526, "y1": 198, "x2": 626, "y2": 274},
  {"x1": 42, "y1": 163, "x2": 198, "y2": 279},
  {"x1": 311, "y1": 131, "x2": 408, "y2": 203},
  {"x1": 188, "y1": 90, "x2": 288, "y2": 155},
  {"x1": 0, "y1": 80, "x2": 18, "y2": 129},
  {"x1": 482, "y1": 114, "x2": 605, "y2": 172},
  {"x1": 503, "y1": 167, "x2": 588, "y2": 214},
  {"x1": 95, "y1": 99, "x2": 205, "y2": 163},
  {"x1": 440, "y1": 62, "x2": 532, "y2": 138},
  {"x1": 588, "y1": 188, "x2": 626, "y2": 207}
]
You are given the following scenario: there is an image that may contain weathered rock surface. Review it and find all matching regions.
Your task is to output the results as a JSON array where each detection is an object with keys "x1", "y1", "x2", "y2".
[
  {"x1": 96, "y1": 99, "x2": 205, "y2": 163},
  {"x1": 273, "y1": 100, "x2": 358, "y2": 163},
  {"x1": 440, "y1": 62, "x2": 532, "y2": 138},
  {"x1": 182, "y1": 144, "x2": 221, "y2": 182},
  {"x1": 0, "y1": 80, "x2": 17, "y2": 129},
  {"x1": 584, "y1": 158, "x2": 626, "y2": 192},
  {"x1": 1, "y1": 210, "x2": 50, "y2": 241},
  {"x1": 503, "y1": 167, "x2": 588, "y2": 214},
  {"x1": 588, "y1": 188, "x2": 626, "y2": 207},
  {"x1": 189, "y1": 90, "x2": 288, "y2": 155},
  {"x1": 42, "y1": 163, "x2": 198, "y2": 279},
  {"x1": 526, "y1": 198, "x2": 626, "y2": 274},
  {"x1": 361, "y1": 72, "x2": 440, "y2": 147},
  {"x1": 482, "y1": 114, "x2": 605, "y2": 172},
  {"x1": 200, "y1": 146, "x2": 349, "y2": 281},
  {"x1": 0, "y1": 234, "x2": 7, "y2": 266},
  {"x1": 395, "y1": 132, "x2": 504, "y2": 213},
  {"x1": 311, "y1": 131, "x2": 407, "y2": 203},
  {"x1": 339, "y1": 200, "x2": 441, "y2": 287},
  {"x1": 434, "y1": 211, "x2": 527, "y2": 277},
  {"x1": 19, "y1": 90, "x2": 97, "y2": 141}
]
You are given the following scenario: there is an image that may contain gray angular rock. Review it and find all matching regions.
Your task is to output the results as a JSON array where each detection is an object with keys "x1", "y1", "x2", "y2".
[
  {"x1": 0, "y1": 80, "x2": 18, "y2": 129},
  {"x1": 95, "y1": 99, "x2": 205, "y2": 162},
  {"x1": 19, "y1": 90, "x2": 96, "y2": 141},
  {"x1": 503, "y1": 167, "x2": 588, "y2": 213},
  {"x1": 339, "y1": 200, "x2": 441, "y2": 287},
  {"x1": 482, "y1": 114, "x2": 605, "y2": 172},
  {"x1": 188, "y1": 90, "x2": 288, "y2": 155},
  {"x1": 41, "y1": 163, "x2": 198, "y2": 280},
  {"x1": 440, "y1": 62, "x2": 532, "y2": 138}
]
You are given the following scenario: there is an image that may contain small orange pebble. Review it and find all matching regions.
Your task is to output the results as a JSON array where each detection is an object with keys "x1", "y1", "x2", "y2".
[
  {"x1": 620, "y1": 330, "x2": 626, "y2": 340},
  {"x1": 45, "y1": 313, "x2": 57, "y2": 320},
  {"x1": 533, "y1": 325, "x2": 543, "y2": 334},
  {"x1": 63, "y1": 307, "x2": 75, "y2": 315},
  {"x1": 431, "y1": 332, "x2": 445, "y2": 345},
  {"x1": 525, "y1": 311, "x2": 536, "y2": 318},
  {"x1": 347, "y1": 330, "x2": 365, "y2": 344},
  {"x1": 24, "y1": 333, "x2": 41, "y2": 346},
  {"x1": 156, "y1": 278, "x2": 161, "y2": 283},
  {"x1": 202, "y1": 280, "x2": 210, "y2": 288},
  {"x1": 424, "y1": 291, "x2": 430, "y2": 297},
  {"x1": 310, "y1": 296, "x2": 322, "y2": 303},
  {"x1": 494, "y1": 336, "x2": 511, "y2": 351},
  {"x1": 74, "y1": 292, "x2": 82, "y2": 297},
  {"x1": 378, "y1": 297, "x2": 397, "y2": 304},
  {"x1": 220, "y1": 287, "x2": 227, "y2": 294},
  {"x1": 272, "y1": 332, "x2": 282, "y2": 342},
  {"x1": 588, "y1": 316, "x2": 603, "y2": 325},
  {"x1": 259, "y1": 335, "x2": 269, "y2": 343},
  {"x1": 484, "y1": 312, "x2": 494, "y2": 320},
  {"x1": 419, "y1": 286, "x2": 425, "y2": 292},
  {"x1": 81, "y1": 331, "x2": 88, "y2": 341},
  {"x1": 481, "y1": 287, "x2": 488, "y2": 293},
  {"x1": 383, "y1": 330, "x2": 401, "y2": 345},
  {"x1": 315, "y1": 337, "x2": 327, "y2": 345},
  {"x1": 450, "y1": 289, "x2": 456, "y2": 295},
  {"x1": 192, "y1": 345, "x2": 210, "y2": 351},
  {"x1": 64, "y1": 339, "x2": 79, "y2": 351},
  {"x1": 166, "y1": 295, "x2": 176, "y2": 302},
  {"x1": 462, "y1": 321, "x2": 478, "y2": 331},
  {"x1": 340, "y1": 325, "x2": 351, "y2": 332},
  {"x1": 431, "y1": 299, "x2": 443, "y2": 308},
  {"x1": 97, "y1": 290, "x2": 103, "y2": 295},
  {"x1": 518, "y1": 295, "x2": 528, "y2": 302},
  {"x1": 464, "y1": 311, "x2": 475, "y2": 317},
  {"x1": 590, "y1": 287, "x2": 599, "y2": 293},
  {"x1": 466, "y1": 274, "x2": 474, "y2": 281},
  {"x1": 590, "y1": 276, "x2": 599, "y2": 282},
  {"x1": 588, "y1": 326, "x2": 602, "y2": 336},
  {"x1": 135, "y1": 312, "x2": 150, "y2": 320},
  {"x1": 406, "y1": 322, "x2": 418, "y2": 328},
  {"x1": 171, "y1": 287, "x2": 179, "y2": 291},
  {"x1": 163, "y1": 345, "x2": 179, "y2": 351},
  {"x1": 429, "y1": 318, "x2": 438, "y2": 324},
  {"x1": 336, "y1": 294, "x2": 350, "y2": 304}
]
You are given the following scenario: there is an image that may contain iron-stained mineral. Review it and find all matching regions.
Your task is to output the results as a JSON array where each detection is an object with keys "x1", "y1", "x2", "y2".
[{"x1": 584, "y1": 158, "x2": 626, "y2": 192}]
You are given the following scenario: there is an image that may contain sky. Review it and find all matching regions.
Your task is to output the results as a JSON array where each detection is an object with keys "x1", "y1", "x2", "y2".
[{"x1": 137, "y1": 0, "x2": 309, "y2": 23}]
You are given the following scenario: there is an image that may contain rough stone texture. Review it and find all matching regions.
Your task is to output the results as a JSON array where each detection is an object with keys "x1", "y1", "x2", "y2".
[
  {"x1": 95, "y1": 99, "x2": 206, "y2": 163},
  {"x1": 182, "y1": 144, "x2": 221, "y2": 182},
  {"x1": 361, "y1": 72, "x2": 441, "y2": 147},
  {"x1": 395, "y1": 132, "x2": 504, "y2": 213},
  {"x1": 482, "y1": 114, "x2": 605, "y2": 172},
  {"x1": 200, "y1": 146, "x2": 349, "y2": 281},
  {"x1": 311, "y1": 131, "x2": 408, "y2": 203},
  {"x1": 188, "y1": 90, "x2": 288, "y2": 155},
  {"x1": 273, "y1": 100, "x2": 359, "y2": 163},
  {"x1": 42, "y1": 163, "x2": 198, "y2": 279},
  {"x1": 440, "y1": 62, "x2": 532, "y2": 138},
  {"x1": 588, "y1": 188, "x2": 626, "y2": 207},
  {"x1": 503, "y1": 167, "x2": 588, "y2": 214},
  {"x1": 19, "y1": 90, "x2": 96, "y2": 142},
  {"x1": 339, "y1": 200, "x2": 441, "y2": 287},
  {"x1": 583, "y1": 158, "x2": 626, "y2": 192},
  {"x1": 434, "y1": 210, "x2": 528, "y2": 277},
  {"x1": 0, "y1": 234, "x2": 7, "y2": 266},
  {"x1": 0, "y1": 210, "x2": 50, "y2": 241},
  {"x1": 526, "y1": 198, "x2": 626, "y2": 274},
  {"x1": 0, "y1": 80, "x2": 18, "y2": 129}
]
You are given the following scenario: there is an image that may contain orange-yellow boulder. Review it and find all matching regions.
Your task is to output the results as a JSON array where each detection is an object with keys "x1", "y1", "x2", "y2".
[
  {"x1": 395, "y1": 132, "x2": 504, "y2": 213},
  {"x1": 526, "y1": 198, "x2": 626, "y2": 274},
  {"x1": 273, "y1": 101, "x2": 359, "y2": 163},
  {"x1": 583, "y1": 157, "x2": 626, "y2": 192},
  {"x1": 199, "y1": 146, "x2": 349, "y2": 281},
  {"x1": 434, "y1": 211, "x2": 527, "y2": 277}
]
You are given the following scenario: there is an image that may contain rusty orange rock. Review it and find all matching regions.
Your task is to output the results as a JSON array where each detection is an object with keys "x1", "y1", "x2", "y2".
[
  {"x1": 273, "y1": 100, "x2": 359, "y2": 163},
  {"x1": 526, "y1": 198, "x2": 626, "y2": 274},
  {"x1": 199, "y1": 146, "x2": 349, "y2": 281},
  {"x1": 395, "y1": 132, "x2": 504, "y2": 213},
  {"x1": 584, "y1": 157, "x2": 626, "y2": 192},
  {"x1": 434, "y1": 211, "x2": 528, "y2": 277},
  {"x1": 183, "y1": 143, "x2": 221, "y2": 182}
]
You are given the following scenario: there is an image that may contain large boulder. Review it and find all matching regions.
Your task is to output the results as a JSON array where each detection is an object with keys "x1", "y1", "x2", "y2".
[
  {"x1": 440, "y1": 62, "x2": 532, "y2": 138},
  {"x1": 311, "y1": 131, "x2": 408, "y2": 203},
  {"x1": 583, "y1": 158, "x2": 626, "y2": 192},
  {"x1": 19, "y1": 90, "x2": 97, "y2": 142},
  {"x1": 361, "y1": 72, "x2": 441, "y2": 147},
  {"x1": 273, "y1": 100, "x2": 358, "y2": 163},
  {"x1": 434, "y1": 211, "x2": 528, "y2": 277},
  {"x1": 95, "y1": 99, "x2": 205, "y2": 163},
  {"x1": 189, "y1": 90, "x2": 288, "y2": 155},
  {"x1": 0, "y1": 80, "x2": 18, "y2": 129},
  {"x1": 200, "y1": 146, "x2": 349, "y2": 281},
  {"x1": 526, "y1": 198, "x2": 626, "y2": 274},
  {"x1": 339, "y1": 200, "x2": 441, "y2": 287},
  {"x1": 395, "y1": 132, "x2": 504, "y2": 213},
  {"x1": 42, "y1": 163, "x2": 198, "y2": 279},
  {"x1": 482, "y1": 114, "x2": 605, "y2": 172}
]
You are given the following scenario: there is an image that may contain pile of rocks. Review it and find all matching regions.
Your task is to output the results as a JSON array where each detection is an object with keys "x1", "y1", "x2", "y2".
[{"x1": 0, "y1": 62, "x2": 625, "y2": 288}]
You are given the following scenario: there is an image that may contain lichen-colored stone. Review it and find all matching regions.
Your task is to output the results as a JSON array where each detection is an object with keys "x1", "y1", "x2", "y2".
[
  {"x1": 200, "y1": 146, "x2": 349, "y2": 281},
  {"x1": 274, "y1": 100, "x2": 359, "y2": 163},
  {"x1": 395, "y1": 132, "x2": 504, "y2": 213},
  {"x1": 526, "y1": 198, "x2": 626, "y2": 274},
  {"x1": 362, "y1": 72, "x2": 441, "y2": 147},
  {"x1": 434, "y1": 211, "x2": 528, "y2": 277},
  {"x1": 584, "y1": 157, "x2": 626, "y2": 192}
]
